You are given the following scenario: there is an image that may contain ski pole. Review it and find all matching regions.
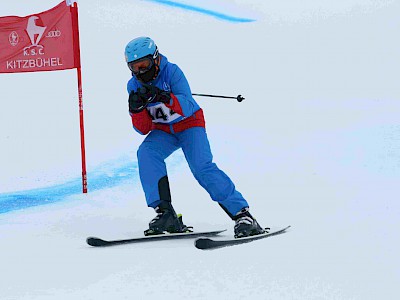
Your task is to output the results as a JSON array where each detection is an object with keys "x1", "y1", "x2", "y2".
[{"x1": 192, "y1": 93, "x2": 245, "y2": 102}]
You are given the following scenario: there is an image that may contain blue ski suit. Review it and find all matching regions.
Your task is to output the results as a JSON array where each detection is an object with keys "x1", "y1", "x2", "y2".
[{"x1": 127, "y1": 54, "x2": 248, "y2": 216}]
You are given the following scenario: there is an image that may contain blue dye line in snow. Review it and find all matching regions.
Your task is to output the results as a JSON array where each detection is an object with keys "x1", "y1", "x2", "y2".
[
  {"x1": 146, "y1": 0, "x2": 256, "y2": 23},
  {"x1": 0, "y1": 163, "x2": 139, "y2": 214}
]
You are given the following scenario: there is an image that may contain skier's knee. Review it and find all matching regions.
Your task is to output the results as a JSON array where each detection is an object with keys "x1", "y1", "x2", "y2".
[
  {"x1": 137, "y1": 143, "x2": 153, "y2": 160},
  {"x1": 190, "y1": 160, "x2": 215, "y2": 177}
]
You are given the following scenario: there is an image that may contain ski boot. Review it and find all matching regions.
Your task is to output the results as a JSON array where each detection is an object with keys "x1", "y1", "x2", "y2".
[
  {"x1": 144, "y1": 201, "x2": 192, "y2": 236},
  {"x1": 233, "y1": 207, "x2": 266, "y2": 238}
]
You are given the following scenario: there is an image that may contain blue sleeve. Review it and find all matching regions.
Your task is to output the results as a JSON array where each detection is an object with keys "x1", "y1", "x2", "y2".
[
  {"x1": 169, "y1": 65, "x2": 199, "y2": 117},
  {"x1": 127, "y1": 78, "x2": 139, "y2": 94}
]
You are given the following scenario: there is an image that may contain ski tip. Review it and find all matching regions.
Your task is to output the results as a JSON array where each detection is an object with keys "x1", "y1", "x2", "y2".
[
  {"x1": 268, "y1": 225, "x2": 291, "y2": 234},
  {"x1": 194, "y1": 238, "x2": 213, "y2": 250},
  {"x1": 86, "y1": 237, "x2": 108, "y2": 247},
  {"x1": 86, "y1": 237, "x2": 97, "y2": 246}
]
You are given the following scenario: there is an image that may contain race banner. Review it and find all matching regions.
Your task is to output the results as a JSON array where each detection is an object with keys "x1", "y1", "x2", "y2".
[
  {"x1": 0, "y1": 1, "x2": 87, "y2": 193},
  {"x1": 0, "y1": 1, "x2": 80, "y2": 73}
]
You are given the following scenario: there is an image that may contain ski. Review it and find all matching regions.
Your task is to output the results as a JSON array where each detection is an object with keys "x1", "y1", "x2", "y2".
[
  {"x1": 86, "y1": 229, "x2": 226, "y2": 247},
  {"x1": 194, "y1": 226, "x2": 291, "y2": 250}
]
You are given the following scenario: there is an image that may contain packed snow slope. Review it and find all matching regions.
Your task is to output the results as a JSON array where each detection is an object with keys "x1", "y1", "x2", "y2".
[{"x1": 0, "y1": 0, "x2": 399, "y2": 299}]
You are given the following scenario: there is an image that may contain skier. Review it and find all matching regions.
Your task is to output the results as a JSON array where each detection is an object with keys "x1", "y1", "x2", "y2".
[{"x1": 125, "y1": 36, "x2": 265, "y2": 238}]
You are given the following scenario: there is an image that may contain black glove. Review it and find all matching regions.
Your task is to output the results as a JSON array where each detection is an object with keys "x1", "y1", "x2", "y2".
[
  {"x1": 140, "y1": 83, "x2": 171, "y2": 104},
  {"x1": 128, "y1": 85, "x2": 171, "y2": 114},
  {"x1": 128, "y1": 90, "x2": 151, "y2": 113}
]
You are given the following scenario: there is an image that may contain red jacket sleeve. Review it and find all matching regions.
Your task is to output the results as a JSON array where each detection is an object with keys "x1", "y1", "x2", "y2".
[{"x1": 130, "y1": 110, "x2": 153, "y2": 135}]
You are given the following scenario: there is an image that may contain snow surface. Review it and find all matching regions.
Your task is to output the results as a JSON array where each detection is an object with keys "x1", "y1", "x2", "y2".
[{"x1": 1, "y1": 0, "x2": 399, "y2": 299}]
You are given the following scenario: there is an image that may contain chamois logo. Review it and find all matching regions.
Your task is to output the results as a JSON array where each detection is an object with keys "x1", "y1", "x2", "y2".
[
  {"x1": 24, "y1": 16, "x2": 47, "y2": 55},
  {"x1": 26, "y1": 16, "x2": 47, "y2": 46}
]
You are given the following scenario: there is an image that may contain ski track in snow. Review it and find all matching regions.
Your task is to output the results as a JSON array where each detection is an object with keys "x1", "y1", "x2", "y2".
[
  {"x1": 145, "y1": 0, "x2": 256, "y2": 23},
  {"x1": 0, "y1": 160, "x2": 138, "y2": 213}
]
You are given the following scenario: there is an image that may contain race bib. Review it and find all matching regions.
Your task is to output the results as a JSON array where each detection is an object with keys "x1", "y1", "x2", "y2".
[{"x1": 147, "y1": 103, "x2": 182, "y2": 124}]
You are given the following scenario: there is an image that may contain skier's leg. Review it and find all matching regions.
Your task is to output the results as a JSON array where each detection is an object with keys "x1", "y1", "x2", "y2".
[
  {"x1": 137, "y1": 130, "x2": 179, "y2": 208},
  {"x1": 178, "y1": 127, "x2": 249, "y2": 216}
]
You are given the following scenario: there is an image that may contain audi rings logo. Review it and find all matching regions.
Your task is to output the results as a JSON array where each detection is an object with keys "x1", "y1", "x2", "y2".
[
  {"x1": 9, "y1": 31, "x2": 19, "y2": 46},
  {"x1": 46, "y1": 29, "x2": 61, "y2": 38}
]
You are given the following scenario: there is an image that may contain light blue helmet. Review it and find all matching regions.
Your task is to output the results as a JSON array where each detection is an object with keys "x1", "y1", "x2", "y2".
[
  {"x1": 124, "y1": 36, "x2": 160, "y2": 82},
  {"x1": 124, "y1": 36, "x2": 158, "y2": 63}
]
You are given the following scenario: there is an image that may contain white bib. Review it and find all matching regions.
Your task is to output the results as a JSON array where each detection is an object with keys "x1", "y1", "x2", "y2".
[{"x1": 147, "y1": 103, "x2": 182, "y2": 124}]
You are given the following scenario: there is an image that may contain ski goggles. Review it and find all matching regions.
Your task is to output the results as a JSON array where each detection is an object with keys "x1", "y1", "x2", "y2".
[{"x1": 128, "y1": 56, "x2": 154, "y2": 75}]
